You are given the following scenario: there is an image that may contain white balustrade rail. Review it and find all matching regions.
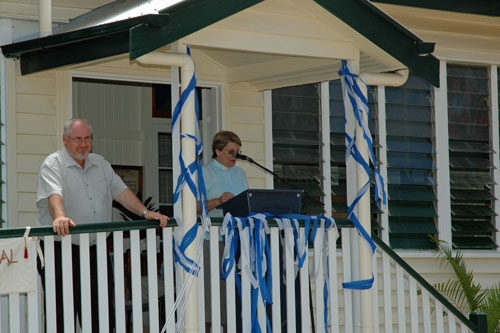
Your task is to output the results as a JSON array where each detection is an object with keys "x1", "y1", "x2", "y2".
[{"x1": 0, "y1": 220, "x2": 478, "y2": 332}]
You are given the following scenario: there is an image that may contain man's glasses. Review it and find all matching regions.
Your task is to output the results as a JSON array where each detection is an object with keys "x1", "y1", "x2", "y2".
[{"x1": 65, "y1": 135, "x2": 92, "y2": 144}]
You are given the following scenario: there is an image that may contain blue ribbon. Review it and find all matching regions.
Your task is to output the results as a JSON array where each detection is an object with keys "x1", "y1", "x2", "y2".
[
  {"x1": 220, "y1": 213, "x2": 338, "y2": 332},
  {"x1": 171, "y1": 46, "x2": 208, "y2": 274},
  {"x1": 220, "y1": 215, "x2": 238, "y2": 280},
  {"x1": 172, "y1": 223, "x2": 200, "y2": 275},
  {"x1": 338, "y1": 61, "x2": 387, "y2": 207},
  {"x1": 324, "y1": 257, "x2": 329, "y2": 332},
  {"x1": 278, "y1": 213, "x2": 312, "y2": 269},
  {"x1": 339, "y1": 60, "x2": 385, "y2": 290}
]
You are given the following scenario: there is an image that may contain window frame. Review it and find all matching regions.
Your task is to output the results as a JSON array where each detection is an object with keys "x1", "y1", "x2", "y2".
[{"x1": 265, "y1": 61, "x2": 500, "y2": 255}]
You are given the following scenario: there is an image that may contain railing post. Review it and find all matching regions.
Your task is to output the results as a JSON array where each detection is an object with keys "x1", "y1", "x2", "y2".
[{"x1": 469, "y1": 312, "x2": 487, "y2": 333}]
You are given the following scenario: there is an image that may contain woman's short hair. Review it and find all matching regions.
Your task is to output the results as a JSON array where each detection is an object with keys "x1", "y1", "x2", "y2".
[{"x1": 212, "y1": 130, "x2": 242, "y2": 158}]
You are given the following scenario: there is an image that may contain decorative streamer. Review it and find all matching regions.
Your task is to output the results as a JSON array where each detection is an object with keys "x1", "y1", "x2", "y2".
[
  {"x1": 161, "y1": 46, "x2": 208, "y2": 333},
  {"x1": 170, "y1": 46, "x2": 208, "y2": 274},
  {"x1": 338, "y1": 60, "x2": 386, "y2": 290},
  {"x1": 220, "y1": 213, "x2": 336, "y2": 332}
]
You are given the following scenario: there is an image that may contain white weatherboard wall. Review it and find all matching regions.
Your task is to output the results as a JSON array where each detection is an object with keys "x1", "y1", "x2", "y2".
[
  {"x1": 228, "y1": 82, "x2": 266, "y2": 189},
  {"x1": 4, "y1": 0, "x2": 500, "y2": 313},
  {"x1": 11, "y1": 68, "x2": 62, "y2": 228},
  {"x1": 7, "y1": 49, "x2": 269, "y2": 227}
]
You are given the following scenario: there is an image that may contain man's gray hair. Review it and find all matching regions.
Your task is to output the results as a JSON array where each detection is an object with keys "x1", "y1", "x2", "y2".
[{"x1": 63, "y1": 118, "x2": 93, "y2": 137}]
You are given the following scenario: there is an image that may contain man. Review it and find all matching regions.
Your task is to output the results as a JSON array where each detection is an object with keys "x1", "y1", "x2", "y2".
[{"x1": 36, "y1": 118, "x2": 169, "y2": 331}]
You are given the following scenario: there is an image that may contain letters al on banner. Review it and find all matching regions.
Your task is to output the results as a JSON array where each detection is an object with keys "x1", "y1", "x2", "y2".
[{"x1": 0, "y1": 237, "x2": 36, "y2": 294}]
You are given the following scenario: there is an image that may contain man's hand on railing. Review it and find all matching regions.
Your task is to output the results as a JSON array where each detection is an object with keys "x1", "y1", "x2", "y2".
[
  {"x1": 144, "y1": 210, "x2": 169, "y2": 228},
  {"x1": 52, "y1": 216, "x2": 76, "y2": 236}
]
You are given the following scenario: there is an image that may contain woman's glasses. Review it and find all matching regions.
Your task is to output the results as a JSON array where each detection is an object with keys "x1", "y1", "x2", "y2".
[{"x1": 222, "y1": 148, "x2": 241, "y2": 158}]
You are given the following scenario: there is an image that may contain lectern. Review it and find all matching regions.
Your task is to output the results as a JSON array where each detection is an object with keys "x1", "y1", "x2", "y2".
[{"x1": 218, "y1": 189, "x2": 303, "y2": 217}]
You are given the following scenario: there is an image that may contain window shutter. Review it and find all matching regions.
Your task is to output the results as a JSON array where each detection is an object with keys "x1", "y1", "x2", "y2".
[
  {"x1": 448, "y1": 64, "x2": 497, "y2": 249},
  {"x1": 272, "y1": 84, "x2": 324, "y2": 214},
  {"x1": 385, "y1": 74, "x2": 437, "y2": 249}
]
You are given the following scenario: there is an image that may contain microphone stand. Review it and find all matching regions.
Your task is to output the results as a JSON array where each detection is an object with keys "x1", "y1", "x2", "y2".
[{"x1": 237, "y1": 155, "x2": 325, "y2": 210}]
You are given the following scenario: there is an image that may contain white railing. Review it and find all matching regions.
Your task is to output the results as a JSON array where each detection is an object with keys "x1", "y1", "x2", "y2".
[{"x1": 0, "y1": 219, "x2": 478, "y2": 332}]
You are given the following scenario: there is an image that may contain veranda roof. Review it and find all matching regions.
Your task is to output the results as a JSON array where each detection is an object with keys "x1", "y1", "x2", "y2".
[{"x1": 1, "y1": 0, "x2": 439, "y2": 87}]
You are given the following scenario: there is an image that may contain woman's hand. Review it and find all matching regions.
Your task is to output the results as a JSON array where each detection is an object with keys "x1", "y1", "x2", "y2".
[{"x1": 219, "y1": 192, "x2": 235, "y2": 205}]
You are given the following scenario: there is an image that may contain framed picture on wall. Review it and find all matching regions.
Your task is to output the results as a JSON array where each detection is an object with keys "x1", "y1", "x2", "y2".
[{"x1": 113, "y1": 165, "x2": 143, "y2": 200}]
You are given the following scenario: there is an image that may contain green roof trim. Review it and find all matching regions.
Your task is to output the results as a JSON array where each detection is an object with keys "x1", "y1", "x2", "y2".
[
  {"x1": 374, "y1": 0, "x2": 500, "y2": 17},
  {"x1": 129, "y1": 0, "x2": 263, "y2": 60},
  {"x1": 316, "y1": 0, "x2": 439, "y2": 87},
  {"x1": 0, "y1": 0, "x2": 439, "y2": 86},
  {"x1": 1, "y1": 15, "x2": 168, "y2": 75}
]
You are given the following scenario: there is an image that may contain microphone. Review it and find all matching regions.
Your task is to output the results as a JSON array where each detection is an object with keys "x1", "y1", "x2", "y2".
[{"x1": 235, "y1": 153, "x2": 250, "y2": 161}]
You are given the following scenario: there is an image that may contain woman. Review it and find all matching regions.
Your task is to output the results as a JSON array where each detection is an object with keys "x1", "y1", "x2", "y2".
[
  {"x1": 197, "y1": 130, "x2": 249, "y2": 216},
  {"x1": 198, "y1": 131, "x2": 248, "y2": 331}
]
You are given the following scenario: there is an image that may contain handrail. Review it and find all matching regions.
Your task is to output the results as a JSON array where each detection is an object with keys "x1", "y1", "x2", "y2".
[
  {"x1": 0, "y1": 219, "x2": 177, "y2": 239},
  {"x1": 0, "y1": 216, "x2": 353, "y2": 239},
  {"x1": 372, "y1": 233, "x2": 478, "y2": 332},
  {"x1": 0, "y1": 217, "x2": 478, "y2": 331}
]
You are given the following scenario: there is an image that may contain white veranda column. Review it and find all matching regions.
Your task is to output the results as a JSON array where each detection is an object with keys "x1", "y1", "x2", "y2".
[
  {"x1": 355, "y1": 78, "x2": 374, "y2": 333},
  {"x1": 137, "y1": 51, "x2": 199, "y2": 332}
]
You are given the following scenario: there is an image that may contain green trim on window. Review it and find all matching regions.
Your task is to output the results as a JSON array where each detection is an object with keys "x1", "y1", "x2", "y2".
[
  {"x1": 332, "y1": 202, "x2": 382, "y2": 214},
  {"x1": 331, "y1": 152, "x2": 346, "y2": 164},
  {"x1": 274, "y1": 131, "x2": 319, "y2": 146},
  {"x1": 449, "y1": 141, "x2": 492, "y2": 153},
  {"x1": 274, "y1": 147, "x2": 320, "y2": 165},
  {"x1": 449, "y1": 156, "x2": 492, "y2": 169},
  {"x1": 301, "y1": 200, "x2": 325, "y2": 215},
  {"x1": 451, "y1": 189, "x2": 495, "y2": 201},
  {"x1": 333, "y1": 217, "x2": 382, "y2": 230},
  {"x1": 388, "y1": 185, "x2": 435, "y2": 201},
  {"x1": 450, "y1": 171, "x2": 494, "y2": 186},
  {"x1": 389, "y1": 218, "x2": 437, "y2": 234},
  {"x1": 331, "y1": 185, "x2": 347, "y2": 197},
  {"x1": 389, "y1": 234, "x2": 436, "y2": 249},
  {"x1": 451, "y1": 204, "x2": 496, "y2": 217},
  {"x1": 275, "y1": 181, "x2": 324, "y2": 197},
  {"x1": 452, "y1": 220, "x2": 497, "y2": 233},
  {"x1": 452, "y1": 237, "x2": 498, "y2": 249},
  {"x1": 387, "y1": 136, "x2": 432, "y2": 154},
  {"x1": 389, "y1": 202, "x2": 436, "y2": 218}
]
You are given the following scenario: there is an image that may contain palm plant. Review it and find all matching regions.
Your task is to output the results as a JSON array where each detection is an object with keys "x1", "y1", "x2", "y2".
[{"x1": 431, "y1": 235, "x2": 500, "y2": 332}]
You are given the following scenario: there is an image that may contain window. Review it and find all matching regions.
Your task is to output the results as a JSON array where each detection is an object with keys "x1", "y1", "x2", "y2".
[
  {"x1": 151, "y1": 84, "x2": 213, "y2": 217},
  {"x1": 384, "y1": 74, "x2": 437, "y2": 249},
  {"x1": 272, "y1": 83, "x2": 324, "y2": 214},
  {"x1": 447, "y1": 64, "x2": 497, "y2": 249},
  {"x1": 157, "y1": 131, "x2": 174, "y2": 217},
  {"x1": 329, "y1": 80, "x2": 347, "y2": 221},
  {"x1": 269, "y1": 63, "x2": 500, "y2": 252}
]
